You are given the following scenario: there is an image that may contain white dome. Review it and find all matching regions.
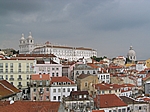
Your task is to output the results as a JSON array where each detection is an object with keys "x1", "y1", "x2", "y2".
[{"x1": 127, "y1": 46, "x2": 136, "y2": 56}]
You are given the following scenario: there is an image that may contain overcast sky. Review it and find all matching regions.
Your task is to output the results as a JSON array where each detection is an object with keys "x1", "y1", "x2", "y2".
[{"x1": 0, "y1": 0, "x2": 150, "y2": 60}]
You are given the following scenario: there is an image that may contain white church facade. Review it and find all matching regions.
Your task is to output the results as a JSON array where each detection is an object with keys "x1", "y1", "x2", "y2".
[{"x1": 19, "y1": 32, "x2": 97, "y2": 61}]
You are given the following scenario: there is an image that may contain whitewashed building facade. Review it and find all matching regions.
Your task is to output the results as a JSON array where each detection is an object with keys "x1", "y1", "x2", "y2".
[{"x1": 19, "y1": 33, "x2": 97, "y2": 61}]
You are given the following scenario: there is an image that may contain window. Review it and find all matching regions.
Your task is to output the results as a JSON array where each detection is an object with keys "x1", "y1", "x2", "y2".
[
  {"x1": 102, "y1": 91, "x2": 105, "y2": 94},
  {"x1": 84, "y1": 95, "x2": 87, "y2": 98},
  {"x1": 0, "y1": 63, "x2": 3, "y2": 67},
  {"x1": 109, "y1": 90, "x2": 111, "y2": 94},
  {"x1": 82, "y1": 71, "x2": 84, "y2": 74},
  {"x1": 5, "y1": 63, "x2": 8, "y2": 68},
  {"x1": 93, "y1": 71, "x2": 95, "y2": 74},
  {"x1": 56, "y1": 72, "x2": 58, "y2": 76},
  {"x1": 52, "y1": 73, "x2": 54, "y2": 77},
  {"x1": 67, "y1": 88, "x2": 70, "y2": 92},
  {"x1": 5, "y1": 75, "x2": 8, "y2": 80},
  {"x1": 18, "y1": 75, "x2": 22, "y2": 79},
  {"x1": 5, "y1": 68, "x2": 8, "y2": 73},
  {"x1": 52, "y1": 68, "x2": 55, "y2": 70},
  {"x1": 56, "y1": 68, "x2": 59, "y2": 70},
  {"x1": 58, "y1": 88, "x2": 61, "y2": 92},
  {"x1": 85, "y1": 82, "x2": 88, "y2": 87},
  {"x1": 27, "y1": 82, "x2": 29, "y2": 86},
  {"x1": 40, "y1": 81, "x2": 42, "y2": 85},
  {"x1": 122, "y1": 108, "x2": 126, "y2": 112},
  {"x1": 63, "y1": 88, "x2": 65, "y2": 92},
  {"x1": 0, "y1": 68, "x2": 3, "y2": 73},
  {"x1": 58, "y1": 96, "x2": 61, "y2": 101},
  {"x1": 10, "y1": 63, "x2": 13, "y2": 67},
  {"x1": 10, "y1": 82, "x2": 13, "y2": 85},
  {"x1": 18, "y1": 63, "x2": 21, "y2": 67},
  {"x1": 46, "y1": 96, "x2": 49, "y2": 100},
  {"x1": 106, "y1": 75, "x2": 109, "y2": 79},
  {"x1": 72, "y1": 88, "x2": 74, "y2": 91},
  {"x1": 46, "y1": 81, "x2": 49, "y2": 86},
  {"x1": 10, "y1": 68, "x2": 13, "y2": 73},
  {"x1": 53, "y1": 89, "x2": 56, "y2": 93},
  {"x1": 46, "y1": 88, "x2": 49, "y2": 91},
  {"x1": 19, "y1": 82, "x2": 21, "y2": 85},
  {"x1": 76, "y1": 71, "x2": 79, "y2": 75},
  {"x1": 53, "y1": 96, "x2": 56, "y2": 100},
  {"x1": 0, "y1": 75, "x2": 3, "y2": 80},
  {"x1": 27, "y1": 75, "x2": 29, "y2": 80},
  {"x1": 79, "y1": 95, "x2": 82, "y2": 98},
  {"x1": 33, "y1": 88, "x2": 36, "y2": 92}
]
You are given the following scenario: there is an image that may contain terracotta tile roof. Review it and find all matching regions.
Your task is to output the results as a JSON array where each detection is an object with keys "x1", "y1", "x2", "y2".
[
  {"x1": 94, "y1": 83, "x2": 121, "y2": 90},
  {"x1": 94, "y1": 94, "x2": 127, "y2": 108},
  {"x1": 0, "y1": 80, "x2": 20, "y2": 99},
  {"x1": 31, "y1": 74, "x2": 50, "y2": 80},
  {"x1": 70, "y1": 91, "x2": 89, "y2": 96},
  {"x1": 0, "y1": 101, "x2": 60, "y2": 112},
  {"x1": 138, "y1": 71, "x2": 147, "y2": 74},
  {"x1": 51, "y1": 76, "x2": 75, "y2": 84},
  {"x1": 121, "y1": 84, "x2": 135, "y2": 87},
  {"x1": 87, "y1": 63, "x2": 100, "y2": 69},
  {"x1": 108, "y1": 65, "x2": 123, "y2": 69}
]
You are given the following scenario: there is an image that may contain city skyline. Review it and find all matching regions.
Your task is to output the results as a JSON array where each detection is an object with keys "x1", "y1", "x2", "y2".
[{"x1": 0, "y1": 0, "x2": 150, "y2": 60}]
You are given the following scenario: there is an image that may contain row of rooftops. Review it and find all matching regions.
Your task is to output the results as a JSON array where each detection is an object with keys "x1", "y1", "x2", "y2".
[{"x1": 31, "y1": 74, "x2": 75, "y2": 85}]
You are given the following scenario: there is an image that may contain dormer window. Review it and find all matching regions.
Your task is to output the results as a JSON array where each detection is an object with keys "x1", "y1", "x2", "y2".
[{"x1": 68, "y1": 82, "x2": 71, "y2": 85}]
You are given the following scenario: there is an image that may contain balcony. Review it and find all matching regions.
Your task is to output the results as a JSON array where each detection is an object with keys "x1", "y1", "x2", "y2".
[
  {"x1": 9, "y1": 78, "x2": 14, "y2": 81},
  {"x1": 18, "y1": 78, "x2": 22, "y2": 81},
  {"x1": 18, "y1": 85, "x2": 22, "y2": 88}
]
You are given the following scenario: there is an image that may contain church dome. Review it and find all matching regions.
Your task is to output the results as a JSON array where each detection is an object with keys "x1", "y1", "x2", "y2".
[{"x1": 127, "y1": 46, "x2": 136, "y2": 56}]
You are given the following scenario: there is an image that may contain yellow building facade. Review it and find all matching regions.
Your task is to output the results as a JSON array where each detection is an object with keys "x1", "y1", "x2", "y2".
[
  {"x1": 0, "y1": 58, "x2": 35, "y2": 89},
  {"x1": 146, "y1": 59, "x2": 150, "y2": 68},
  {"x1": 76, "y1": 74, "x2": 99, "y2": 95}
]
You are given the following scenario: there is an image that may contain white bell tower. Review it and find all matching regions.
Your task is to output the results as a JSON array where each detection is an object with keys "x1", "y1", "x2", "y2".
[{"x1": 26, "y1": 32, "x2": 34, "y2": 54}]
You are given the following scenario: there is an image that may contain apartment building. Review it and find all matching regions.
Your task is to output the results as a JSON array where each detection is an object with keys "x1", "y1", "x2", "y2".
[
  {"x1": 0, "y1": 58, "x2": 35, "y2": 89},
  {"x1": 50, "y1": 76, "x2": 77, "y2": 101}
]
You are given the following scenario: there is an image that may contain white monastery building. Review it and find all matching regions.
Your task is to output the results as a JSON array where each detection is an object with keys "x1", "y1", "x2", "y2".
[{"x1": 19, "y1": 32, "x2": 97, "y2": 61}]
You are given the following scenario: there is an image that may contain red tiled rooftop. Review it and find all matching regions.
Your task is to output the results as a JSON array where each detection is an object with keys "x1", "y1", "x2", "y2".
[
  {"x1": 31, "y1": 74, "x2": 50, "y2": 80},
  {"x1": 0, "y1": 80, "x2": 20, "y2": 99},
  {"x1": 94, "y1": 94, "x2": 127, "y2": 108},
  {"x1": 0, "y1": 101, "x2": 60, "y2": 112},
  {"x1": 51, "y1": 76, "x2": 75, "y2": 84},
  {"x1": 92, "y1": 110, "x2": 104, "y2": 112}
]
